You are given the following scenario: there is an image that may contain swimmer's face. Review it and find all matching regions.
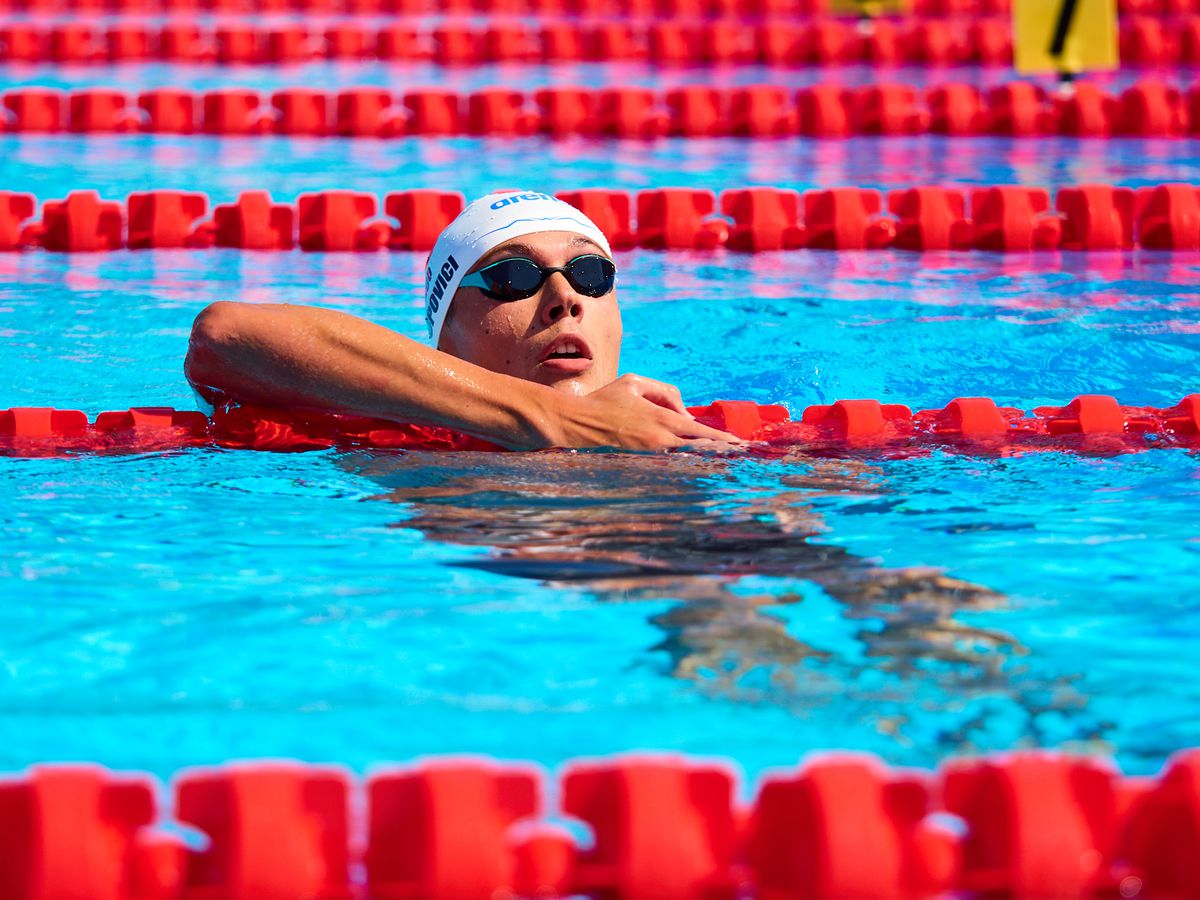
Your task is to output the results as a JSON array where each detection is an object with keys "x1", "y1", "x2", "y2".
[{"x1": 438, "y1": 230, "x2": 622, "y2": 395}]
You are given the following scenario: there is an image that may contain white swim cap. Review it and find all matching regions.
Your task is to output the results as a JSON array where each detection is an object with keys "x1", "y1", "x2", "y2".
[{"x1": 424, "y1": 190, "x2": 613, "y2": 345}]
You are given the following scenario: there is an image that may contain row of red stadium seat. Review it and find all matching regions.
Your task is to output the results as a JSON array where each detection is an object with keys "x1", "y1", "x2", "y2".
[
  {"x1": 1, "y1": 184, "x2": 1197, "y2": 253},
  {"x1": 2, "y1": 394, "x2": 1198, "y2": 455},
  {"x1": 0, "y1": 17, "x2": 1195, "y2": 66},
  {"x1": 4, "y1": 82, "x2": 1200, "y2": 138},
  {"x1": 0, "y1": 18, "x2": 1026, "y2": 65},
  {"x1": 2, "y1": 750, "x2": 1200, "y2": 899},
  {"x1": 0, "y1": 0, "x2": 1025, "y2": 19}
]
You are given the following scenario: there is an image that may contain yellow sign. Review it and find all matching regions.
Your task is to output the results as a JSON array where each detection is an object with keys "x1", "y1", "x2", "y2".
[
  {"x1": 1013, "y1": 0, "x2": 1119, "y2": 74},
  {"x1": 828, "y1": 0, "x2": 909, "y2": 15}
]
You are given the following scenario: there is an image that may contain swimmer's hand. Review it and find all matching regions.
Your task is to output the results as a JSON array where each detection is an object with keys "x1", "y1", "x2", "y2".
[{"x1": 544, "y1": 374, "x2": 744, "y2": 452}]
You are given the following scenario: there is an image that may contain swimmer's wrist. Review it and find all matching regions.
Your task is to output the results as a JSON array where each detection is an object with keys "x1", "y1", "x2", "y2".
[{"x1": 513, "y1": 381, "x2": 573, "y2": 450}]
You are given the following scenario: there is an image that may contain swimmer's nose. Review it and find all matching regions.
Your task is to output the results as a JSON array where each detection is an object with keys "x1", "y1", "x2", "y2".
[{"x1": 539, "y1": 271, "x2": 584, "y2": 326}]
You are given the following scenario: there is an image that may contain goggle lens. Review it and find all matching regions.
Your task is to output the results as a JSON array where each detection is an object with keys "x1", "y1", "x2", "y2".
[{"x1": 471, "y1": 255, "x2": 617, "y2": 302}]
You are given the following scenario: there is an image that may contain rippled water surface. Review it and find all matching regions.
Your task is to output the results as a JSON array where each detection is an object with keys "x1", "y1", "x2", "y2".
[
  {"x1": 1, "y1": 97, "x2": 1199, "y2": 780},
  {"x1": 2, "y1": 241, "x2": 1199, "y2": 779}
]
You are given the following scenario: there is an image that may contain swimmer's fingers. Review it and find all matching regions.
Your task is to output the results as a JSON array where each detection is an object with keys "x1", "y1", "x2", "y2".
[
  {"x1": 659, "y1": 409, "x2": 746, "y2": 445},
  {"x1": 676, "y1": 437, "x2": 751, "y2": 455},
  {"x1": 618, "y1": 374, "x2": 692, "y2": 417}
]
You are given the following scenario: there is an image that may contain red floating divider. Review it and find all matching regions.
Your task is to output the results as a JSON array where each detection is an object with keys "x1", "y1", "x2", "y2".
[
  {"x1": 137, "y1": 88, "x2": 198, "y2": 133},
  {"x1": 69, "y1": 89, "x2": 135, "y2": 133},
  {"x1": 176, "y1": 765, "x2": 351, "y2": 898},
  {"x1": 0, "y1": 19, "x2": 1198, "y2": 66},
  {"x1": 564, "y1": 757, "x2": 740, "y2": 899},
  {"x1": 942, "y1": 754, "x2": 1126, "y2": 897},
  {"x1": 0, "y1": 765, "x2": 181, "y2": 900},
  {"x1": 534, "y1": 87, "x2": 597, "y2": 136},
  {"x1": 37, "y1": 191, "x2": 123, "y2": 252},
  {"x1": 297, "y1": 190, "x2": 382, "y2": 251},
  {"x1": 336, "y1": 87, "x2": 399, "y2": 138},
  {"x1": 366, "y1": 761, "x2": 543, "y2": 899},
  {"x1": 1120, "y1": 750, "x2": 1200, "y2": 897},
  {"x1": 801, "y1": 398, "x2": 915, "y2": 442},
  {"x1": 468, "y1": 88, "x2": 538, "y2": 136},
  {"x1": 801, "y1": 188, "x2": 895, "y2": 250},
  {"x1": 750, "y1": 756, "x2": 958, "y2": 898},
  {"x1": 202, "y1": 89, "x2": 266, "y2": 136},
  {"x1": 730, "y1": 85, "x2": 796, "y2": 137},
  {"x1": 1134, "y1": 183, "x2": 1200, "y2": 249},
  {"x1": 3, "y1": 88, "x2": 65, "y2": 133},
  {"x1": 1033, "y1": 394, "x2": 1133, "y2": 435},
  {"x1": 598, "y1": 86, "x2": 667, "y2": 138},
  {"x1": 271, "y1": 88, "x2": 331, "y2": 136},
  {"x1": 721, "y1": 188, "x2": 805, "y2": 251},
  {"x1": 208, "y1": 190, "x2": 295, "y2": 250},
  {"x1": 0, "y1": 191, "x2": 34, "y2": 251},
  {"x1": 554, "y1": 189, "x2": 637, "y2": 249},
  {"x1": 690, "y1": 398, "x2": 791, "y2": 437},
  {"x1": 403, "y1": 89, "x2": 461, "y2": 135},
  {"x1": 384, "y1": 189, "x2": 464, "y2": 251},
  {"x1": 1057, "y1": 184, "x2": 1136, "y2": 250},
  {"x1": 6, "y1": 394, "x2": 1199, "y2": 457},
  {"x1": 2, "y1": 183, "x2": 1200, "y2": 254},
  {"x1": 969, "y1": 186, "x2": 1061, "y2": 251},
  {"x1": 913, "y1": 397, "x2": 1029, "y2": 440},
  {"x1": 126, "y1": 191, "x2": 209, "y2": 249},
  {"x1": 665, "y1": 86, "x2": 727, "y2": 137},
  {"x1": 636, "y1": 188, "x2": 729, "y2": 249},
  {"x1": 3, "y1": 82, "x2": 1200, "y2": 139},
  {"x1": 887, "y1": 186, "x2": 973, "y2": 251},
  {"x1": 0, "y1": 407, "x2": 88, "y2": 439}
]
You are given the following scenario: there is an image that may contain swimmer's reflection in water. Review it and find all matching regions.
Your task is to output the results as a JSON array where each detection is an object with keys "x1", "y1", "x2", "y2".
[{"x1": 344, "y1": 449, "x2": 1097, "y2": 749}]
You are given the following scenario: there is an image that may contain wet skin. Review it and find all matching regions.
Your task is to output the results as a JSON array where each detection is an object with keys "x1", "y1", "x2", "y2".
[{"x1": 438, "y1": 231, "x2": 622, "y2": 397}]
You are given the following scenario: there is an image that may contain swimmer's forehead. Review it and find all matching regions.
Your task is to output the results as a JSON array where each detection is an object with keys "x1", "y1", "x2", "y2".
[{"x1": 474, "y1": 232, "x2": 608, "y2": 269}]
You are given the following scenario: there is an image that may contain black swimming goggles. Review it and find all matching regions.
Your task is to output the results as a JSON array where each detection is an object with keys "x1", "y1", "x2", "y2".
[{"x1": 459, "y1": 254, "x2": 617, "y2": 302}]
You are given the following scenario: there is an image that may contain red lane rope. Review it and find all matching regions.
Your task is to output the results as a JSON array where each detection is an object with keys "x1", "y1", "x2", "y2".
[
  {"x1": 3, "y1": 81, "x2": 1197, "y2": 138},
  {"x1": 0, "y1": 0, "x2": 1017, "y2": 19},
  {"x1": 0, "y1": 0, "x2": 1195, "y2": 21},
  {"x1": 2, "y1": 184, "x2": 1198, "y2": 253},
  {"x1": 4, "y1": 749, "x2": 1200, "y2": 898},
  {"x1": 2, "y1": 395, "x2": 1198, "y2": 455},
  {"x1": 0, "y1": 17, "x2": 1194, "y2": 66}
]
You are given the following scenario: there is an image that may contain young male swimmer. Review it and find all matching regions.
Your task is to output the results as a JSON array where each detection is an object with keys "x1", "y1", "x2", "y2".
[{"x1": 185, "y1": 190, "x2": 739, "y2": 451}]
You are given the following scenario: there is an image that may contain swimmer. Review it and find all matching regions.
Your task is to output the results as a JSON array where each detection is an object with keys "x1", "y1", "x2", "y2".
[{"x1": 185, "y1": 190, "x2": 740, "y2": 451}]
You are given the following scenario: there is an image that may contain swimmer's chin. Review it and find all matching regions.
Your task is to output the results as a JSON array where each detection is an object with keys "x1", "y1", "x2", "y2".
[{"x1": 534, "y1": 370, "x2": 603, "y2": 396}]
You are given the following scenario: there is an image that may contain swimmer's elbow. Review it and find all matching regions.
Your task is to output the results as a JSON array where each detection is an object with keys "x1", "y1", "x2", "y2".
[{"x1": 185, "y1": 301, "x2": 250, "y2": 390}]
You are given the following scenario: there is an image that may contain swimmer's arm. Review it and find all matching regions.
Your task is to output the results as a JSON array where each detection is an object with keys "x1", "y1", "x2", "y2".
[{"x1": 185, "y1": 302, "x2": 737, "y2": 451}]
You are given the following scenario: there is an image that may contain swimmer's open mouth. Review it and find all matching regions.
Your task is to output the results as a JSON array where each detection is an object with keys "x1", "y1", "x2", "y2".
[{"x1": 540, "y1": 335, "x2": 593, "y2": 363}]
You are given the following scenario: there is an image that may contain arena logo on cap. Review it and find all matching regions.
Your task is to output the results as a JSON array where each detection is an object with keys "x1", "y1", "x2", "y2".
[{"x1": 490, "y1": 192, "x2": 557, "y2": 210}]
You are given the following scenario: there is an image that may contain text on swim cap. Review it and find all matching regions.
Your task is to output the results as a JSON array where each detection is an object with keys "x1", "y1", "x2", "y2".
[
  {"x1": 425, "y1": 253, "x2": 459, "y2": 333},
  {"x1": 489, "y1": 192, "x2": 556, "y2": 210}
]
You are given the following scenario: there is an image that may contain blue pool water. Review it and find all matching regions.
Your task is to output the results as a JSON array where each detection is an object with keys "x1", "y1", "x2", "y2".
[{"x1": 1, "y1": 91, "x2": 1199, "y2": 782}]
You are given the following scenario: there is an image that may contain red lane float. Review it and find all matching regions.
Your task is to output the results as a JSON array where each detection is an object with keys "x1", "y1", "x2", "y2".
[
  {"x1": 0, "y1": 0, "x2": 1069, "y2": 18},
  {"x1": 3, "y1": 395, "x2": 1199, "y2": 457},
  {"x1": 6, "y1": 184, "x2": 1200, "y2": 254},
  {"x1": 0, "y1": 18, "x2": 1197, "y2": 66},
  {"x1": 8, "y1": 81, "x2": 1200, "y2": 139},
  {"x1": 6, "y1": 748, "x2": 1200, "y2": 899}
]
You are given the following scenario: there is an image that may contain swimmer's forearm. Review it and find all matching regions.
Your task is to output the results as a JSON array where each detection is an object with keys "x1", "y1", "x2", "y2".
[{"x1": 185, "y1": 301, "x2": 564, "y2": 448}]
